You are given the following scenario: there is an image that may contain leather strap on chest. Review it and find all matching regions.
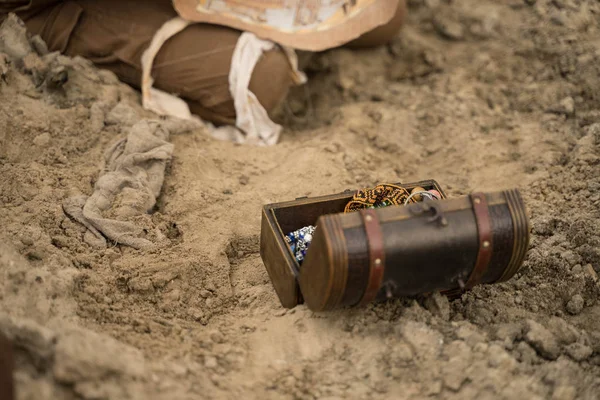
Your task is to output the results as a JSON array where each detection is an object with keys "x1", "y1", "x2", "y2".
[
  {"x1": 465, "y1": 193, "x2": 493, "y2": 289},
  {"x1": 359, "y1": 209, "x2": 385, "y2": 305}
]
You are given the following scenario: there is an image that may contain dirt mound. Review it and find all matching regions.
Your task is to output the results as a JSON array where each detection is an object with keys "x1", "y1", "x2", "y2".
[{"x1": 1, "y1": 1, "x2": 599, "y2": 399}]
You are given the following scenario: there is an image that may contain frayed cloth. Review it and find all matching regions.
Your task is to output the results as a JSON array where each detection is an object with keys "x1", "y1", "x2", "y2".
[{"x1": 62, "y1": 119, "x2": 194, "y2": 250}]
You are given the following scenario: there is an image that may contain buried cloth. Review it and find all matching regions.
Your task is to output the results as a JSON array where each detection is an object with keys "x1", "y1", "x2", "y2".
[{"x1": 62, "y1": 119, "x2": 193, "y2": 250}]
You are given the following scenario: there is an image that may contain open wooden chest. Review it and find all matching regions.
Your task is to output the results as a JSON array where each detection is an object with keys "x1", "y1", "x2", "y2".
[{"x1": 259, "y1": 180, "x2": 529, "y2": 311}]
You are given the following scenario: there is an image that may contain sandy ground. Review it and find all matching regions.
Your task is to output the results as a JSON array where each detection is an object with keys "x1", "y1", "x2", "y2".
[{"x1": 1, "y1": 0, "x2": 600, "y2": 399}]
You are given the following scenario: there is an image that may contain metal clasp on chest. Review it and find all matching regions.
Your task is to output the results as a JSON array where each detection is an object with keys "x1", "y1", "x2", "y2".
[{"x1": 408, "y1": 201, "x2": 448, "y2": 227}]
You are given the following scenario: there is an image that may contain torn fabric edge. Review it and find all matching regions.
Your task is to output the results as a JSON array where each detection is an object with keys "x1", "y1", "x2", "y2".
[{"x1": 140, "y1": 16, "x2": 307, "y2": 146}]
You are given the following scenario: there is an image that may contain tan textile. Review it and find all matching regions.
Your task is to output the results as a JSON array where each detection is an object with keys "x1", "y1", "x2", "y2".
[
  {"x1": 62, "y1": 118, "x2": 197, "y2": 250},
  {"x1": 173, "y1": 0, "x2": 400, "y2": 51}
]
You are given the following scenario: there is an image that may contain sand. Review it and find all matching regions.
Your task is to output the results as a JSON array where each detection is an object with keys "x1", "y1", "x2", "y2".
[{"x1": 1, "y1": 0, "x2": 599, "y2": 399}]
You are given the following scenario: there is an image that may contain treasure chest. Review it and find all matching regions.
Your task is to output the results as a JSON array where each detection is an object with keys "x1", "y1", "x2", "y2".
[{"x1": 259, "y1": 180, "x2": 530, "y2": 311}]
